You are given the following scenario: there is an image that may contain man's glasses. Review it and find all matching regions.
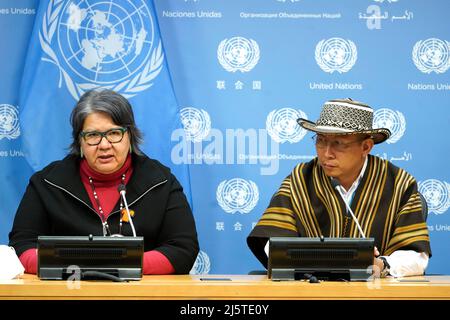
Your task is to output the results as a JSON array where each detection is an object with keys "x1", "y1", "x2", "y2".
[
  {"x1": 312, "y1": 134, "x2": 367, "y2": 152},
  {"x1": 80, "y1": 127, "x2": 128, "y2": 146}
]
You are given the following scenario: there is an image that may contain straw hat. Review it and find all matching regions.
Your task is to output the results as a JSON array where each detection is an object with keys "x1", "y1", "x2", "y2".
[{"x1": 297, "y1": 98, "x2": 391, "y2": 144}]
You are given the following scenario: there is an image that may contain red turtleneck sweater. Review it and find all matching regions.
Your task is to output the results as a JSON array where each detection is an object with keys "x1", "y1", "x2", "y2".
[
  {"x1": 19, "y1": 155, "x2": 175, "y2": 275},
  {"x1": 79, "y1": 154, "x2": 133, "y2": 221}
]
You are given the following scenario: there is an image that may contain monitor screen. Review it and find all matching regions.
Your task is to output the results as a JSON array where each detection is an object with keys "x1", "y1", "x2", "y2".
[
  {"x1": 268, "y1": 237, "x2": 374, "y2": 281},
  {"x1": 38, "y1": 235, "x2": 144, "y2": 281}
]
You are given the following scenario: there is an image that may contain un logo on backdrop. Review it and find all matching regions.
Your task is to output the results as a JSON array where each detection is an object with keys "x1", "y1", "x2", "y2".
[
  {"x1": 266, "y1": 108, "x2": 308, "y2": 143},
  {"x1": 412, "y1": 38, "x2": 450, "y2": 74},
  {"x1": 217, "y1": 178, "x2": 259, "y2": 214},
  {"x1": 217, "y1": 37, "x2": 260, "y2": 72},
  {"x1": 0, "y1": 104, "x2": 20, "y2": 140},
  {"x1": 315, "y1": 38, "x2": 357, "y2": 73},
  {"x1": 180, "y1": 107, "x2": 211, "y2": 142},
  {"x1": 190, "y1": 250, "x2": 211, "y2": 275},
  {"x1": 39, "y1": 0, "x2": 163, "y2": 99},
  {"x1": 373, "y1": 108, "x2": 406, "y2": 144},
  {"x1": 419, "y1": 179, "x2": 450, "y2": 215}
]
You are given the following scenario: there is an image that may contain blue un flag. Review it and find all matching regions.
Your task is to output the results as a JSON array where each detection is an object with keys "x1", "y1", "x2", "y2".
[{"x1": 19, "y1": 0, "x2": 191, "y2": 200}]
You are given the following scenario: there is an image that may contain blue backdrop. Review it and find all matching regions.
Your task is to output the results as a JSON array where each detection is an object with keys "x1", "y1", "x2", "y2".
[{"x1": 0, "y1": 0, "x2": 449, "y2": 275}]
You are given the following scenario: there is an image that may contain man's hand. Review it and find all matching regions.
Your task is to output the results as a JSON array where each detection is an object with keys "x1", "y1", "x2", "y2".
[{"x1": 373, "y1": 246, "x2": 384, "y2": 277}]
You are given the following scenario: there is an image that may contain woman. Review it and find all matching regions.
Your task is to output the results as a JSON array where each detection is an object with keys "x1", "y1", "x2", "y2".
[{"x1": 9, "y1": 89, "x2": 199, "y2": 275}]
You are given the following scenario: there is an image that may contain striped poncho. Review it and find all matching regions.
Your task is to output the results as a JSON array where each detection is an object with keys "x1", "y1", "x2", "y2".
[{"x1": 247, "y1": 155, "x2": 431, "y2": 268}]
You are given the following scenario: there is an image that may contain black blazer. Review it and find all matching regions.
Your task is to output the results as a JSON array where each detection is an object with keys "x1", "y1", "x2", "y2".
[{"x1": 9, "y1": 154, "x2": 199, "y2": 274}]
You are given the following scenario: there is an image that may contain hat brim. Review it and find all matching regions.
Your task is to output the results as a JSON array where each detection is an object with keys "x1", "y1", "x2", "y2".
[{"x1": 297, "y1": 118, "x2": 391, "y2": 144}]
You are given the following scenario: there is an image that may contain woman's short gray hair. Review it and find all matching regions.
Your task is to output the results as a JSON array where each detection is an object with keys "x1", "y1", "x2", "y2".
[{"x1": 69, "y1": 89, "x2": 143, "y2": 156}]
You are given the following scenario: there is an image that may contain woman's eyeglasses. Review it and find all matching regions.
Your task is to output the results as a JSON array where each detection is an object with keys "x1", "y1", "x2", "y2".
[{"x1": 80, "y1": 127, "x2": 127, "y2": 146}]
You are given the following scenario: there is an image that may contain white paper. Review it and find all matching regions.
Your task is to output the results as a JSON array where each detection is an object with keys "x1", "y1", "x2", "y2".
[{"x1": 0, "y1": 245, "x2": 25, "y2": 280}]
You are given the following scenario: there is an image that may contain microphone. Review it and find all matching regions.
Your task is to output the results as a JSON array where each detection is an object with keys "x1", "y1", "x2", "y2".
[
  {"x1": 118, "y1": 184, "x2": 136, "y2": 237},
  {"x1": 331, "y1": 179, "x2": 366, "y2": 238}
]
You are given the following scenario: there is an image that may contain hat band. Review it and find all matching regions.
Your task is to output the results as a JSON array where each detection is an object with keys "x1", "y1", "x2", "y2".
[
  {"x1": 313, "y1": 125, "x2": 353, "y2": 133},
  {"x1": 315, "y1": 120, "x2": 369, "y2": 131}
]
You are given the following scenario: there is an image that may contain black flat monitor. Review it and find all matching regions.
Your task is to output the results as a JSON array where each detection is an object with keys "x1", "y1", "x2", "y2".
[
  {"x1": 268, "y1": 237, "x2": 374, "y2": 281},
  {"x1": 38, "y1": 235, "x2": 144, "y2": 281}
]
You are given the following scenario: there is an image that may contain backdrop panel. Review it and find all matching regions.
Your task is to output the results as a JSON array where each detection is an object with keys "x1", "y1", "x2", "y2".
[{"x1": 0, "y1": 0, "x2": 448, "y2": 275}]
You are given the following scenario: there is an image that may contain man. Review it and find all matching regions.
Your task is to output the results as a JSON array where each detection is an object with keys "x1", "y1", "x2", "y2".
[{"x1": 247, "y1": 98, "x2": 431, "y2": 277}]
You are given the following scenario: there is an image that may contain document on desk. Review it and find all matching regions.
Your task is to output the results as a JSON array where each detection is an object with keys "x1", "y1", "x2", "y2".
[{"x1": 0, "y1": 245, "x2": 25, "y2": 280}]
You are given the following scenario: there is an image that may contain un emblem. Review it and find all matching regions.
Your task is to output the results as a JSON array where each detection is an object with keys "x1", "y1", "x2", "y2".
[
  {"x1": 217, "y1": 178, "x2": 259, "y2": 214},
  {"x1": 180, "y1": 107, "x2": 211, "y2": 142},
  {"x1": 0, "y1": 104, "x2": 20, "y2": 140},
  {"x1": 39, "y1": 0, "x2": 163, "y2": 99},
  {"x1": 412, "y1": 38, "x2": 450, "y2": 74},
  {"x1": 189, "y1": 250, "x2": 211, "y2": 275},
  {"x1": 315, "y1": 38, "x2": 357, "y2": 73},
  {"x1": 217, "y1": 37, "x2": 260, "y2": 72},
  {"x1": 373, "y1": 108, "x2": 406, "y2": 144},
  {"x1": 419, "y1": 179, "x2": 450, "y2": 215},
  {"x1": 266, "y1": 108, "x2": 307, "y2": 143}
]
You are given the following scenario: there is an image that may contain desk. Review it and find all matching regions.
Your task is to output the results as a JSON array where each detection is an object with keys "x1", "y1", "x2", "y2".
[{"x1": 1, "y1": 274, "x2": 450, "y2": 300}]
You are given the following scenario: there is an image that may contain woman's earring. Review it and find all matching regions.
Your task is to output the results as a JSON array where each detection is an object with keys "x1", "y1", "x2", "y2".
[
  {"x1": 80, "y1": 148, "x2": 84, "y2": 158},
  {"x1": 129, "y1": 145, "x2": 132, "y2": 154}
]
